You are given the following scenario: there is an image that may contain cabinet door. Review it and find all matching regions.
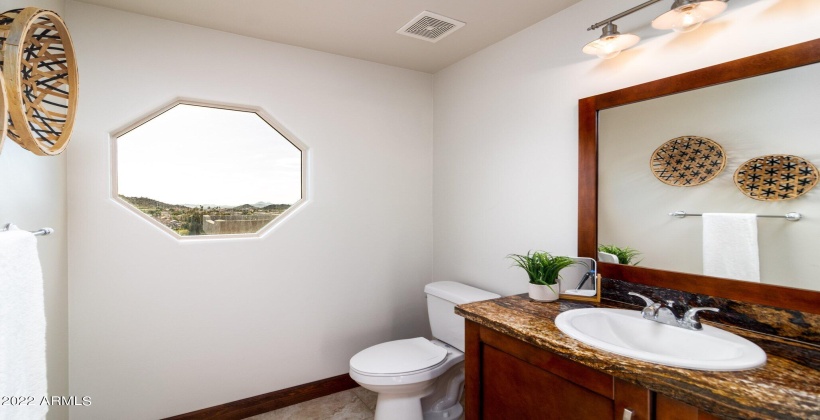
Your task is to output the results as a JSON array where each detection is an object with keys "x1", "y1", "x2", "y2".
[
  {"x1": 656, "y1": 394, "x2": 721, "y2": 420},
  {"x1": 614, "y1": 379, "x2": 651, "y2": 420},
  {"x1": 481, "y1": 345, "x2": 614, "y2": 419}
]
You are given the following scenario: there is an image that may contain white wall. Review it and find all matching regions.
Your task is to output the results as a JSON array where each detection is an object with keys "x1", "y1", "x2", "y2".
[
  {"x1": 599, "y1": 65, "x2": 820, "y2": 289},
  {"x1": 65, "y1": 2, "x2": 433, "y2": 419},
  {"x1": 0, "y1": 2, "x2": 69, "y2": 419},
  {"x1": 432, "y1": 0, "x2": 820, "y2": 297},
  {"x1": 51, "y1": 0, "x2": 820, "y2": 417}
]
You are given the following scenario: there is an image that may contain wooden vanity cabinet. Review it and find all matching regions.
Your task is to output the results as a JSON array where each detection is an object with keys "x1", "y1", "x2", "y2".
[{"x1": 465, "y1": 320, "x2": 717, "y2": 420}]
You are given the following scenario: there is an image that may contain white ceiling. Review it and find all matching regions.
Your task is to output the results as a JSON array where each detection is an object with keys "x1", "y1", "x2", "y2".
[{"x1": 75, "y1": 0, "x2": 582, "y2": 73}]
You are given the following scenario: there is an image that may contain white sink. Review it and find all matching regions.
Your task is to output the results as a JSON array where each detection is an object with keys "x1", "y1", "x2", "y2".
[{"x1": 554, "y1": 308, "x2": 766, "y2": 371}]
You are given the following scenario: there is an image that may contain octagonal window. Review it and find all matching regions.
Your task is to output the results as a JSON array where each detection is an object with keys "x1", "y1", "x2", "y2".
[{"x1": 113, "y1": 102, "x2": 306, "y2": 238}]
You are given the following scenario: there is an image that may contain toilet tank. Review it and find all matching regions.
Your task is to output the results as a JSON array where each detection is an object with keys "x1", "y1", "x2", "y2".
[{"x1": 424, "y1": 281, "x2": 500, "y2": 352}]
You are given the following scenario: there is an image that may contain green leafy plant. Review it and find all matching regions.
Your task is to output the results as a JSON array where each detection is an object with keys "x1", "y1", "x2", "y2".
[
  {"x1": 598, "y1": 244, "x2": 642, "y2": 265},
  {"x1": 507, "y1": 251, "x2": 577, "y2": 292}
]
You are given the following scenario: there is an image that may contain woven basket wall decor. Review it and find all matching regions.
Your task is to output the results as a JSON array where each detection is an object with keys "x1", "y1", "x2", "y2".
[
  {"x1": 0, "y1": 7, "x2": 78, "y2": 156},
  {"x1": 734, "y1": 154, "x2": 818, "y2": 201},
  {"x1": 0, "y1": 76, "x2": 9, "y2": 154},
  {"x1": 650, "y1": 136, "x2": 726, "y2": 186}
]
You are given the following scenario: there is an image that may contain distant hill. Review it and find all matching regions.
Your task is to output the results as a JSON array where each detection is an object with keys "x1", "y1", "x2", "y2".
[
  {"x1": 252, "y1": 201, "x2": 273, "y2": 208},
  {"x1": 121, "y1": 196, "x2": 292, "y2": 212},
  {"x1": 230, "y1": 203, "x2": 290, "y2": 212},
  {"x1": 262, "y1": 203, "x2": 291, "y2": 212},
  {"x1": 120, "y1": 195, "x2": 179, "y2": 210},
  {"x1": 233, "y1": 204, "x2": 257, "y2": 210}
]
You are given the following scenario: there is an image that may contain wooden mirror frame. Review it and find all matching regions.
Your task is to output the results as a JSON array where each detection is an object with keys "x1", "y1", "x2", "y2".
[{"x1": 578, "y1": 38, "x2": 820, "y2": 314}]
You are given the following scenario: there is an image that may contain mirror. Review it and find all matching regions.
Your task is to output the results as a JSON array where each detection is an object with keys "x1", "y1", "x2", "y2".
[
  {"x1": 559, "y1": 257, "x2": 600, "y2": 302},
  {"x1": 578, "y1": 39, "x2": 820, "y2": 312},
  {"x1": 598, "y1": 63, "x2": 818, "y2": 290}
]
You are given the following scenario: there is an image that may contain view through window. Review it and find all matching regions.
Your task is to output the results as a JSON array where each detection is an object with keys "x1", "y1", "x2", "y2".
[{"x1": 115, "y1": 103, "x2": 304, "y2": 237}]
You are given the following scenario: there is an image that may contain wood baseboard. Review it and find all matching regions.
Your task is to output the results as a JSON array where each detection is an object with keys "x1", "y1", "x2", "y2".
[{"x1": 163, "y1": 373, "x2": 358, "y2": 420}]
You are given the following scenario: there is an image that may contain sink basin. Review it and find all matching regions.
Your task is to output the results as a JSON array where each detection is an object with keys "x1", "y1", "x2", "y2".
[{"x1": 554, "y1": 308, "x2": 766, "y2": 371}]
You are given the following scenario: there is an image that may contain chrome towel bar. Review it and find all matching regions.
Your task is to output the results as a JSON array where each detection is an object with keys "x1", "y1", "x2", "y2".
[
  {"x1": 2, "y1": 223, "x2": 55, "y2": 236},
  {"x1": 669, "y1": 211, "x2": 802, "y2": 222}
]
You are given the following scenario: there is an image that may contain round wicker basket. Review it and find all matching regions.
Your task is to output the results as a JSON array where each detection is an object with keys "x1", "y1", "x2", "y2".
[
  {"x1": 649, "y1": 136, "x2": 726, "y2": 187},
  {"x1": 0, "y1": 76, "x2": 8, "y2": 154},
  {"x1": 734, "y1": 154, "x2": 818, "y2": 201},
  {"x1": 0, "y1": 7, "x2": 78, "y2": 156}
]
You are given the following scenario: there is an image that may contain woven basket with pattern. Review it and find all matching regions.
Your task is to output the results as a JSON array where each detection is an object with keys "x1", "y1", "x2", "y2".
[{"x1": 0, "y1": 7, "x2": 78, "y2": 156}]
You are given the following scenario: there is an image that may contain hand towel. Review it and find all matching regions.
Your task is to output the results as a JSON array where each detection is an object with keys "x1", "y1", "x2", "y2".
[
  {"x1": 0, "y1": 225, "x2": 48, "y2": 420},
  {"x1": 702, "y1": 213, "x2": 760, "y2": 282}
]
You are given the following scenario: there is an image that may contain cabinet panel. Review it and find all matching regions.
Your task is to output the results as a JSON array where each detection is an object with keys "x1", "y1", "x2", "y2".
[
  {"x1": 465, "y1": 320, "x2": 481, "y2": 420},
  {"x1": 656, "y1": 394, "x2": 721, "y2": 420},
  {"x1": 479, "y1": 326, "x2": 613, "y2": 398},
  {"x1": 481, "y1": 345, "x2": 614, "y2": 419},
  {"x1": 614, "y1": 379, "x2": 651, "y2": 420}
]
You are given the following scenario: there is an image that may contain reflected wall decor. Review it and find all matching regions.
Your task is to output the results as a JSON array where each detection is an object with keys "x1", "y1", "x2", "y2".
[
  {"x1": 650, "y1": 136, "x2": 725, "y2": 187},
  {"x1": 734, "y1": 155, "x2": 818, "y2": 201}
]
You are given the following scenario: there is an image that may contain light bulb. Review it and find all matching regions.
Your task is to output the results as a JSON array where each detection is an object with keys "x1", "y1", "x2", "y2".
[
  {"x1": 582, "y1": 23, "x2": 640, "y2": 59},
  {"x1": 674, "y1": 8, "x2": 703, "y2": 32},
  {"x1": 598, "y1": 43, "x2": 621, "y2": 60},
  {"x1": 652, "y1": 0, "x2": 727, "y2": 32}
]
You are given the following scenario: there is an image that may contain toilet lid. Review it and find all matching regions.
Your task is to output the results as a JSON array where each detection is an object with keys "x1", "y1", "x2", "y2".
[{"x1": 350, "y1": 338, "x2": 447, "y2": 375}]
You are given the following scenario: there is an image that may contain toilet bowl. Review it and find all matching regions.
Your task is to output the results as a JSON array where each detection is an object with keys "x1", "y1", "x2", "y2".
[
  {"x1": 349, "y1": 282, "x2": 499, "y2": 420},
  {"x1": 350, "y1": 338, "x2": 464, "y2": 420}
]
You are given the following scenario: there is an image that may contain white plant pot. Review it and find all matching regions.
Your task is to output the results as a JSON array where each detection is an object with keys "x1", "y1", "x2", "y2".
[{"x1": 529, "y1": 282, "x2": 559, "y2": 302}]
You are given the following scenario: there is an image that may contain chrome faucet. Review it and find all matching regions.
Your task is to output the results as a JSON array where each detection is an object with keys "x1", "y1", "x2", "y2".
[{"x1": 628, "y1": 292, "x2": 719, "y2": 331}]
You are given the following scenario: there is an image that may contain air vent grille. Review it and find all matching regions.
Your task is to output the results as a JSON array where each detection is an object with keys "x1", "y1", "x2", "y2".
[{"x1": 397, "y1": 11, "x2": 465, "y2": 43}]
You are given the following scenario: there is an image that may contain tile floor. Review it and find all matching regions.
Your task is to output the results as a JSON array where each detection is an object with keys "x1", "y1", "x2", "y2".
[{"x1": 245, "y1": 387, "x2": 377, "y2": 419}]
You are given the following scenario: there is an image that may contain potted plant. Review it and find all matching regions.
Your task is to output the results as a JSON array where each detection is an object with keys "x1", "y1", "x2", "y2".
[
  {"x1": 507, "y1": 251, "x2": 577, "y2": 302},
  {"x1": 598, "y1": 244, "x2": 642, "y2": 265}
]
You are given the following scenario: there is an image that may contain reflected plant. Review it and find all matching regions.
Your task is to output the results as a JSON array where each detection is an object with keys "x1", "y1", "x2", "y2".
[{"x1": 598, "y1": 244, "x2": 642, "y2": 265}]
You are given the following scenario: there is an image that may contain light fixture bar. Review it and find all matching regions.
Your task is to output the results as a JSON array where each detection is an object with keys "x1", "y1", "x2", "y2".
[
  {"x1": 583, "y1": 0, "x2": 729, "y2": 59},
  {"x1": 587, "y1": 0, "x2": 663, "y2": 31}
]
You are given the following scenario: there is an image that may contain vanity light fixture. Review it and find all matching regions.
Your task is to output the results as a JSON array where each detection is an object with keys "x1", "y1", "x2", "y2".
[
  {"x1": 652, "y1": 0, "x2": 728, "y2": 33},
  {"x1": 582, "y1": 23, "x2": 640, "y2": 59},
  {"x1": 583, "y1": 0, "x2": 728, "y2": 59}
]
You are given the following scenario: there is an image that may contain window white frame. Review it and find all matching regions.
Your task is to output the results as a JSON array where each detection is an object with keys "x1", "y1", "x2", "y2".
[{"x1": 110, "y1": 98, "x2": 309, "y2": 240}]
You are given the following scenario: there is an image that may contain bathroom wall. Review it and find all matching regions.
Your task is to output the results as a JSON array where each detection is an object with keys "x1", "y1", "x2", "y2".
[
  {"x1": 432, "y1": 0, "x2": 820, "y2": 297},
  {"x1": 0, "y1": 2, "x2": 69, "y2": 420},
  {"x1": 65, "y1": 2, "x2": 433, "y2": 419}
]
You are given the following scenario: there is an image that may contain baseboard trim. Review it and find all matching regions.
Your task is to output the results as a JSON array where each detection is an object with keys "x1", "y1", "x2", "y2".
[{"x1": 163, "y1": 373, "x2": 358, "y2": 420}]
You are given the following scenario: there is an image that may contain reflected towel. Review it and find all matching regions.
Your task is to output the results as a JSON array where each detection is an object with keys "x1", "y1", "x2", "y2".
[
  {"x1": 0, "y1": 226, "x2": 48, "y2": 420},
  {"x1": 702, "y1": 213, "x2": 760, "y2": 282}
]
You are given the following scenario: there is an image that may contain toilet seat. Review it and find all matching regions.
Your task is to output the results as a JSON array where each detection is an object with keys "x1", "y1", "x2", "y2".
[
  {"x1": 349, "y1": 339, "x2": 465, "y2": 388},
  {"x1": 350, "y1": 337, "x2": 447, "y2": 376}
]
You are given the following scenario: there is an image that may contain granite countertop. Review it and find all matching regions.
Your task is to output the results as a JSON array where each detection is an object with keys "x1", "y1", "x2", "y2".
[{"x1": 456, "y1": 294, "x2": 820, "y2": 420}]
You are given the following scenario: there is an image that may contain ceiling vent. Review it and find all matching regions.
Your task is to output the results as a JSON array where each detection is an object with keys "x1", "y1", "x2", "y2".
[{"x1": 397, "y1": 11, "x2": 465, "y2": 43}]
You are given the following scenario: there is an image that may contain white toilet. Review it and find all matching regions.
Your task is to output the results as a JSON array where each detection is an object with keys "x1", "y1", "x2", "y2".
[{"x1": 349, "y1": 281, "x2": 500, "y2": 420}]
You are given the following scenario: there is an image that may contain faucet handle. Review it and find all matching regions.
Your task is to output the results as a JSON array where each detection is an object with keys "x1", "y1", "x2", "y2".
[
  {"x1": 628, "y1": 292, "x2": 661, "y2": 319},
  {"x1": 682, "y1": 307, "x2": 719, "y2": 330},
  {"x1": 628, "y1": 292, "x2": 656, "y2": 307}
]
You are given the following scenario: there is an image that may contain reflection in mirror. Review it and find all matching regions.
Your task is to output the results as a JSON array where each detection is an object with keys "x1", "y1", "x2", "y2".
[
  {"x1": 559, "y1": 257, "x2": 600, "y2": 301},
  {"x1": 598, "y1": 63, "x2": 818, "y2": 290},
  {"x1": 115, "y1": 103, "x2": 303, "y2": 237}
]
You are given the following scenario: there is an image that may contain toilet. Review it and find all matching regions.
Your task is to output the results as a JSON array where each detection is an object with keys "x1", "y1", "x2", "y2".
[{"x1": 349, "y1": 281, "x2": 500, "y2": 420}]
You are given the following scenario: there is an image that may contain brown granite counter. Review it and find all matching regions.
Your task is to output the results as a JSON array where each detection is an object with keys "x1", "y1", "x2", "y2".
[{"x1": 456, "y1": 294, "x2": 820, "y2": 420}]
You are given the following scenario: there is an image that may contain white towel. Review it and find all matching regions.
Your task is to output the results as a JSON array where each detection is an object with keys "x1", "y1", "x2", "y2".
[
  {"x1": 702, "y1": 213, "x2": 760, "y2": 282},
  {"x1": 0, "y1": 226, "x2": 48, "y2": 420}
]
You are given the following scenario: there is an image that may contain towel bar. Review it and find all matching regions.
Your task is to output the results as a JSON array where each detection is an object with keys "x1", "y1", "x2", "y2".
[
  {"x1": 2, "y1": 223, "x2": 55, "y2": 236},
  {"x1": 669, "y1": 211, "x2": 802, "y2": 222}
]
